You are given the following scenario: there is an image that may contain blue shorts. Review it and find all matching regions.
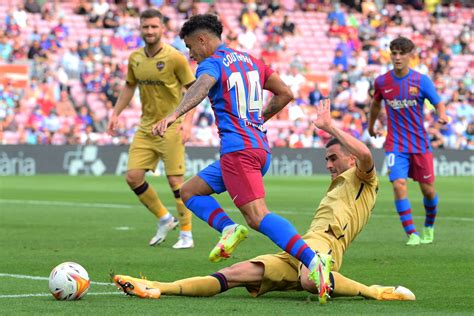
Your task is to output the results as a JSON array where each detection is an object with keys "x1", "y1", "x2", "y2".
[
  {"x1": 198, "y1": 149, "x2": 271, "y2": 200},
  {"x1": 386, "y1": 152, "x2": 435, "y2": 183}
]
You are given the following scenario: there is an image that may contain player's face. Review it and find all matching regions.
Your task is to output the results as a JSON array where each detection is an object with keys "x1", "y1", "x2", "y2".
[
  {"x1": 390, "y1": 49, "x2": 411, "y2": 72},
  {"x1": 325, "y1": 144, "x2": 355, "y2": 180},
  {"x1": 140, "y1": 17, "x2": 163, "y2": 45},
  {"x1": 184, "y1": 33, "x2": 210, "y2": 63}
]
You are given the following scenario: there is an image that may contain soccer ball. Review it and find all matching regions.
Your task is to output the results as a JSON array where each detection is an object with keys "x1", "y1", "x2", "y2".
[{"x1": 48, "y1": 262, "x2": 90, "y2": 300}]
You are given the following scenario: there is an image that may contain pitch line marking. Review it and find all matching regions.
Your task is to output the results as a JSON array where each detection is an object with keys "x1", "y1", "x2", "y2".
[
  {"x1": 0, "y1": 199, "x2": 473, "y2": 222},
  {"x1": 0, "y1": 273, "x2": 112, "y2": 286},
  {"x1": 0, "y1": 292, "x2": 122, "y2": 299}
]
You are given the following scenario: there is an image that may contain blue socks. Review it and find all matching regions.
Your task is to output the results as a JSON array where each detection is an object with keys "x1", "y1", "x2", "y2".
[
  {"x1": 424, "y1": 195, "x2": 438, "y2": 227},
  {"x1": 395, "y1": 198, "x2": 417, "y2": 235},
  {"x1": 185, "y1": 196, "x2": 235, "y2": 233},
  {"x1": 258, "y1": 213, "x2": 316, "y2": 269}
]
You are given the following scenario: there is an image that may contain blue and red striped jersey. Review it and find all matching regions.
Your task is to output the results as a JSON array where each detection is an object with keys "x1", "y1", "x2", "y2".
[
  {"x1": 196, "y1": 44, "x2": 273, "y2": 155},
  {"x1": 374, "y1": 69, "x2": 441, "y2": 153}
]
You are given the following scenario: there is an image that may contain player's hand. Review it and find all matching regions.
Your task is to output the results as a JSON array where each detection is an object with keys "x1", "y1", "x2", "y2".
[
  {"x1": 152, "y1": 113, "x2": 178, "y2": 137},
  {"x1": 107, "y1": 115, "x2": 119, "y2": 136},
  {"x1": 312, "y1": 99, "x2": 333, "y2": 133},
  {"x1": 437, "y1": 113, "x2": 449, "y2": 125},
  {"x1": 179, "y1": 123, "x2": 192, "y2": 144}
]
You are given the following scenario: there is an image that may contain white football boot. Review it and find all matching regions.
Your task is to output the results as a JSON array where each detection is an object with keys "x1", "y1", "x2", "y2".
[{"x1": 149, "y1": 217, "x2": 178, "y2": 246}]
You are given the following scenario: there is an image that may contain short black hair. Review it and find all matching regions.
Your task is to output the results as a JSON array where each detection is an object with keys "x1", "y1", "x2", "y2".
[
  {"x1": 179, "y1": 14, "x2": 223, "y2": 40},
  {"x1": 326, "y1": 138, "x2": 350, "y2": 154},
  {"x1": 140, "y1": 9, "x2": 163, "y2": 22},
  {"x1": 389, "y1": 37, "x2": 415, "y2": 54},
  {"x1": 326, "y1": 138, "x2": 341, "y2": 149}
]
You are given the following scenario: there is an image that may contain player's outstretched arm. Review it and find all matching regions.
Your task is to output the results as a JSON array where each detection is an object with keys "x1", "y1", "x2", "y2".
[
  {"x1": 313, "y1": 99, "x2": 373, "y2": 172},
  {"x1": 262, "y1": 73, "x2": 293, "y2": 123},
  {"x1": 152, "y1": 74, "x2": 216, "y2": 137},
  {"x1": 108, "y1": 82, "x2": 136, "y2": 135}
]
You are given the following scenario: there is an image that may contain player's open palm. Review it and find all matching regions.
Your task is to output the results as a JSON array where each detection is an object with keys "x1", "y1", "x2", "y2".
[{"x1": 312, "y1": 99, "x2": 333, "y2": 133}]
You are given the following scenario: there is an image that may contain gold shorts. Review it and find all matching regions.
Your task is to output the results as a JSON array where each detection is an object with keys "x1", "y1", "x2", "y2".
[
  {"x1": 127, "y1": 125, "x2": 185, "y2": 176},
  {"x1": 246, "y1": 230, "x2": 343, "y2": 297}
]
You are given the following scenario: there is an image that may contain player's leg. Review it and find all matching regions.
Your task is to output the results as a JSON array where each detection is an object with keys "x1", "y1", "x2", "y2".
[
  {"x1": 180, "y1": 161, "x2": 237, "y2": 234},
  {"x1": 112, "y1": 260, "x2": 265, "y2": 298},
  {"x1": 412, "y1": 153, "x2": 438, "y2": 244},
  {"x1": 161, "y1": 130, "x2": 194, "y2": 249},
  {"x1": 167, "y1": 175, "x2": 194, "y2": 248},
  {"x1": 387, "y1": 152, "x2": 419, "y2": 245},
  {"x1": 127, "y1": 132, "x2": 173, "y2": 246},
  {"x1": 328, "y1": 272, "x2": 415, "y2": 301},
  {"x1": 221, "y1": 149, "x2": 331, "y2": 302}
]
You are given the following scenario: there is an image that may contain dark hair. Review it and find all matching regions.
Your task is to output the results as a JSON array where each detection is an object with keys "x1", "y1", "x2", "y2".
[
  {"x1": 179, "y1": 14, "x2": 223, "y2": 40},
  {"x1": 389, "y1": 37, "x2": 415, "y2": 54},
  {"x1": 140, "y1": 9, "x2": 163, "y2": 22},
  {"x1": 326, "y1": 138, "x2": 341, "y2": 148},
  {"x1": 325, "y1": 138, "x2": 350, "y2": 154}
]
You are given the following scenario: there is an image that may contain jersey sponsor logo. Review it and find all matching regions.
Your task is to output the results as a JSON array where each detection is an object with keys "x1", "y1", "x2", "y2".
[
  {"x1": 156, "y1": 61, "x2": 165, "y2": 71},
  {"x1": 244, "y1": 120, "x2": 266, "y2": 132},
  {"x1": 137, "y1": 79, "x2": 165, "y2": 86},
  {"x1": 409, "y1": 86, "x2": 419, "y2": 96},
  {"x1": 222, "y1": 52, "x2": 254, "y2": 67},
  {"x1": 386, "y1": 99, "x2": 417, "y2": 110}
]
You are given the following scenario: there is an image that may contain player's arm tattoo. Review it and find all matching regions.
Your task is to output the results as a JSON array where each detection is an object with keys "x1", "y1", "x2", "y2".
[
  {"x1": 262, "y1": 96, "x2": 289, "y2": 122},
  {"x1": 174, "y1": 74, "x2": 216, "y2": 118}
]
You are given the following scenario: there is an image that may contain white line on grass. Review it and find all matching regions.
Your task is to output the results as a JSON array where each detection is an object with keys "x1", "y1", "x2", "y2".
[
  {"x1": 0, "y1": 292, "x2": 122, "y2": 299},
  {"x1": 0, "y1": 273, "x2": 112, "y2": 286},
  {"x1": 1, "y1": 199, "x2": 473, "y2": 222},
  {"x1": 0, "y1": 199, "x2": 134, "y2": 209}
]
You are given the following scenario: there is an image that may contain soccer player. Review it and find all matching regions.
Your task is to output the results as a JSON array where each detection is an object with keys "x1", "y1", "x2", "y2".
[
  {"x1": 107, "y1": 9, "x2": 196, "y2": 249},
  {"x1": 152, "y1": 14, "x2": 331, "y2": 302},
  {"x1": 112, "y1": 99, "x2": 416, "y2": 303},
  {"x1": 368, "y1": 37, "x2": 448, "y2": 246}
]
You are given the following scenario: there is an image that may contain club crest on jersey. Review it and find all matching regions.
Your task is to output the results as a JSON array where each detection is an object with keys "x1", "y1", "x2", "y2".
[
  {"x1": 156, "y1": 61, "x2": 165, "y2": 71},
  {"x1": 409, "y1": 86, "x2": 419, "y2": 96}
]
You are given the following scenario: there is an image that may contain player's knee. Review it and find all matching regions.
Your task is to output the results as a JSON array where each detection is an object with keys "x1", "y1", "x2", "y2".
[
  {"x1": 421, "y1": 185, "x2": 436, "y2": 198},
  {"x1": 180, "y1": 182, "x2": 193, "y2": 203},
  {"x1": 125, "y1": 172, "x2": 142, "y2": 188},
  {"x1": 392, "y1": 179, "x2": 407, "y2": 192}
]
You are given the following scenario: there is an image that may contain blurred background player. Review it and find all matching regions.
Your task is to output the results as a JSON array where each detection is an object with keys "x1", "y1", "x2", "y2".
[
  {"x1": 113, "y1": 99, "x2": 416, "y2": 303},
  {"x1": 368, "y1": 37, "x2": 449, "y2": 246},
  {"x1": 152, "y1": 14, "x2": 331, "y2": 301},
  {"x1": 107, "y1": 9, "x2": 196, "y2": 249}
]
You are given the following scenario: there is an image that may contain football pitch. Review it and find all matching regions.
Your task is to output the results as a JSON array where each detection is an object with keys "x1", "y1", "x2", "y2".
[{"x1": 0, "y1": 175, "x2": 473, "y2": 314}]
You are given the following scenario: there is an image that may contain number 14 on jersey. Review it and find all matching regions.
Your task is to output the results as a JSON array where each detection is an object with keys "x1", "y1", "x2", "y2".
[{"x1": 228, "y1": 70, "x2": 264, "y2": 120}]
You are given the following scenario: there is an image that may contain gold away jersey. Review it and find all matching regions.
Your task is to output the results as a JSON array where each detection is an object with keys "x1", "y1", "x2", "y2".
[
  {"x1": 304, "y1": 166, "x2": 378, "y2": 252},
  {"x1": 126, "y1": 44, "x2": 195, "y2": 132}
]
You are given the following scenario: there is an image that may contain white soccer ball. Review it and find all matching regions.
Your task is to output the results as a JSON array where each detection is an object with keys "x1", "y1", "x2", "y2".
[{"x1": 48, "y1": 262, "x2": 90, "y2": 300}]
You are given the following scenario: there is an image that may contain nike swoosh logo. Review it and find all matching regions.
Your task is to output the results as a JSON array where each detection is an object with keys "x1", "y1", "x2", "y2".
[
  {"x1": 385, "y1": 89, "x2": 393, "y2": 93},
  {"x1": 423, "y1": 175, "x2": 432, "y2": 179}
]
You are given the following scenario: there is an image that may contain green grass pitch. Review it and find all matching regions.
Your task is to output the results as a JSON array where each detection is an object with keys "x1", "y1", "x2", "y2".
[{"x1": 0, "y1": 175, "x2": 473, "y2": 314}]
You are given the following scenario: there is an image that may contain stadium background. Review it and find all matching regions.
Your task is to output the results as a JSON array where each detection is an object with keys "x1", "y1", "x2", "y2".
[
  {"x1": 0, "y1": 1, "x2": 473, "y2": 313},
  {"x1": 0, "y1": 0, "x2": 472, "y2": 150}
]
